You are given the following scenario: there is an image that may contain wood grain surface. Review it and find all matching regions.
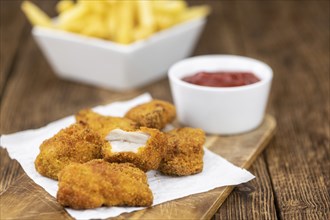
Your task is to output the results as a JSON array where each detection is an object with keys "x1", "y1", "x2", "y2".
[
  {"x1": 0, "y1": 115, "x2": 275, "y2": 220},
  {"x1": 1, "y1": 0, "x2": 329, "y2": 220}
]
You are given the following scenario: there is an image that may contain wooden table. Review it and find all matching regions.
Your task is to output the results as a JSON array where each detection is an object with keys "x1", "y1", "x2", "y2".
[{"x1": 1, "y1": 1, "x2": 329, "y2": 219}]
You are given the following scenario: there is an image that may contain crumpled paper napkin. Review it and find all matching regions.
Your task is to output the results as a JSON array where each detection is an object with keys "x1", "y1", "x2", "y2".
[{"x1": 0, "y1": 93, "x2": 255, "y2": 219}]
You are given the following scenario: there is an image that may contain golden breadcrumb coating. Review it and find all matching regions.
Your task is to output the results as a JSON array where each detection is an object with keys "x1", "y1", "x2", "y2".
[
  {"x1": 159, "y1": 127, "x2": 205, "y2": 176},
  {"x1": 57, "y1": 160, "x2": 153, "y2": 209},
  {"x1": 102, "y1": 127, "x2": 166, "y2": 171},
  {"x1": 35, "y1": 122, "x2": 108, "y2": 180},
  {"x1": 124, "y1": 100, "x2": 176, "y2": 130},
  {"x1": 75, "y1": 109, "x2": 138, "y2": 138}
]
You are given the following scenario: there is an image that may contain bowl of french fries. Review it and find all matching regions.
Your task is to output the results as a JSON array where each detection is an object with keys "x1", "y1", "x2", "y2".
[{"x1": 22, "y1": 0, "x2": 210, "y2": 91}]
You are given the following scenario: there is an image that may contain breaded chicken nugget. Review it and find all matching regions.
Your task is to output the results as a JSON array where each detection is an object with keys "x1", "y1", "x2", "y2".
[
  {"x1": 124, "y1": 100, "x2": 176, "y2": 130},
  {"x1": 35, "y1": 122, "x2": 108, "y2": 180},
  {"x1": 57, "y1": 160, "x2": 153, "y2": 209},
  {"x1": 75, "y1": 109, "x2": 138, "y2": 138},
  {"x1": 159, "y1": 127, "x2": 205, "y2": 176},
  {"x1": 102, "y1": 127, "x2": 166, "y2": 171}
]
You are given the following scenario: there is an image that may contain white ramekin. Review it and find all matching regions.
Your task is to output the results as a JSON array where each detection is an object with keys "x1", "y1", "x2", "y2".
[
  {"x1": 168, "y1": 55, "x2": 273, "y2": 135},
  {"x1": 32, "y1": 18, "x2": 206, "y2": 91}
]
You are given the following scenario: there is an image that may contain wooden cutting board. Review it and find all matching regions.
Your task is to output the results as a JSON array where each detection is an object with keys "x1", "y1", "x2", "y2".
[{"x1": 0, "y1": 115, "x2": 276, "y2": 220}]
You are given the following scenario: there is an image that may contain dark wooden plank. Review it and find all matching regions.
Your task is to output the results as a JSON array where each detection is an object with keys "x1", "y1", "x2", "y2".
[
  {"x1": 235, "y1": 1, "x2": 330, "y2": 219},
  {"x1": 0, "y1": 0, "x2": 278, "y2": 219},
  {"x1": 0, "y1": 0, "x2": 61, "y2": 193},
  {"x1": 0, "y1": 0, "x2": 181, "y2": 197},
  {"x1": 0, "y1": 148, "x2": 24, "y2": 192},
  {"x1": 192, "y1": 1, "x2": 245, "y2": 55},
  {"x1": 0, "y1": 174, "x2": 71, "y2": 220},
  {"x1": 0, "y1": 115, "x2": 275, "y2": 220},
  {"x1": 0, "y1": 0, "x2": 60, "y2": 97},
  {"x1": 201, "y1": 1, "x2": 279, "y2": 219},
  {"x1": 0, "y1": 0, "x2": 28, "y2": 97},
  {"x1": 3, "y1": 0, "x2": 329, "y2": 219},
  {"x1": 213, "y1": 156, "x2": 277, "y2": 220},
  {"x1": 0, "y1": 28, "x2": 131, "y2": 133},
  {"x1": 0, "y1": 14, "x2": 172, "y2": 198},
  {"x1": 0, "y1": 31, "x2": 141, "y2": 191}
]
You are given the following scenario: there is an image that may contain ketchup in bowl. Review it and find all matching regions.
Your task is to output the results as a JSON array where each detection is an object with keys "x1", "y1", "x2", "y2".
[{"x1": 182, "y1": 71, "x2": 260, "y2": 87}]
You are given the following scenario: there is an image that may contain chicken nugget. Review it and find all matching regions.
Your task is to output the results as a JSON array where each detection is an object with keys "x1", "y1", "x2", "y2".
[
  {"x1": 159, "y1": 127, "x2": 205, "y2": 176},
  {"x1": 57, "y1": 160, "x2": 153, "y2": 209},
  {"x1": 102, "y1": 127, "x2": 166, "y2": 171},
  {"x1": 124, "y1": 100, "x2": 176, "y2": 130},
  {"x1": 75, "y1": 109, "x2": 138, "y2": 138},
  {"x1": 35, "y1": 122, "x2": 108, "y2": 180}
]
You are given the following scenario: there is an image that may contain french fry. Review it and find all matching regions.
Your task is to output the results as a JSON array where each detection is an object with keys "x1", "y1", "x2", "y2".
[
  {"x1": 153, "y1": 0, "x2": 187, "y2": 16},
  {"x1": 107, "y1": 0, "x2": 117, "y2": 6},
  {"x1": 114, "y1": 1, "x2": 135, "y2": 44},
  {"x1": 81, "y1": 14, "x2": 108, "y2": 39},
  {"x1": 178, "y1": 5, "x2": 211, "y2": 23},
  {"x1": 21, "y1": 0, "x2": 211, "y2": 44},
  {"x1": 21, "y1": 1, "x2": 52, "y2": 28},
  {"x1": 78, "y1": 0, "x2": 107, "y2": 15},
  {"x1": 106, "y1": 1, "x2": 118, "y2": 40},
  {"x1": 134, "y1": 27, "x2": 152, "y2": 41},
  {"x1": 136, "y1": 1, "x2": 155, "y2": 39},
  {"x1": 56, "y1": 2, "x2": 89, "y2": 33},
  {"x1": 56, "y1": 0, "x2": 75, "y2": 14},
  {"x1": 154, "y1": 14, "x2": 175, "y2": 31},
  {"x1": 152, "y1": 0, "x2": 187, "y2": 30}
]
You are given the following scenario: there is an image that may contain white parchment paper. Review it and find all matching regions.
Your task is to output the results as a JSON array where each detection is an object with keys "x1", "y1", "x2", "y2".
[{"x1": 0, "y1": 93, "x2": 255, "y2": 219}]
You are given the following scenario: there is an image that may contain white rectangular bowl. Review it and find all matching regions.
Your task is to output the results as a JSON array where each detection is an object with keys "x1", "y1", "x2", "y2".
[{"x1": 32, "y1": 18, "x2": 206, "y2": 91}]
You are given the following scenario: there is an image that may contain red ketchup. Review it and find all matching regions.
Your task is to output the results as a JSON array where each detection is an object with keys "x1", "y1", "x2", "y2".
[{"x1": 182, "y1": 71, "x2": 261, "y2": 87}]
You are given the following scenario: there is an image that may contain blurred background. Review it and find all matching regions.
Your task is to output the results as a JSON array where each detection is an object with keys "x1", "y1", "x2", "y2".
[
  {"x1": 2, "y1": 1, "x2": 328, "y2": 128},
  {"x1": 1, "y1": 1, "x2": 329, "y2": 219}
]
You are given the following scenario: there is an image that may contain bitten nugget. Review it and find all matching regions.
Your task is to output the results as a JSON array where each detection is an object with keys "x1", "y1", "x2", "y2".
[
  {"x1": 75, "y1": 109, "x2": 138, "y2": 138},
  {"x1": 102, "y1": 127, "x2": 166, "y2": 171},
  {"x1": 124, "y1": 100, "x2": 176, "y2": 130},
  {"x1": 57, "y1": 160, "x2": 153, "y2": 209},
  {"x1": 159, "y1": 127, "x2": 205, "y2": 176},
  {"x1": 35, "y1": 122, "x2": 108, "y2": 180}
]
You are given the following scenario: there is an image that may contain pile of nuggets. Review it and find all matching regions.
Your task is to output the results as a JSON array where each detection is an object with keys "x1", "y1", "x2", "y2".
[{"x1": 35, "y1": 100, "x2": 205, "y2": 209}]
